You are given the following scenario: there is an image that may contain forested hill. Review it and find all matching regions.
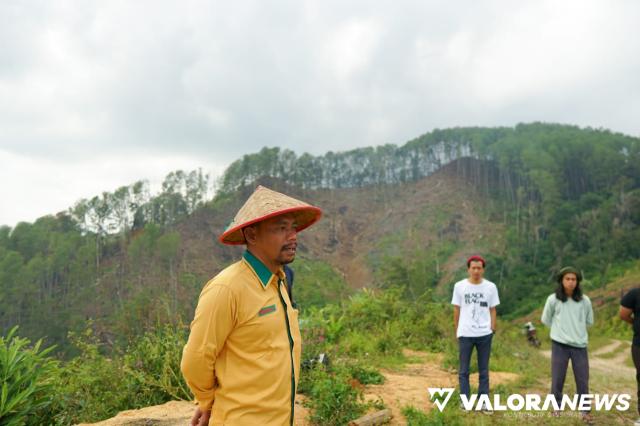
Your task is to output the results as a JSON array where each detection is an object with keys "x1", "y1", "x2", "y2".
[{"x1": 1, "y1": 122, "x2": 639, "y2": 354}]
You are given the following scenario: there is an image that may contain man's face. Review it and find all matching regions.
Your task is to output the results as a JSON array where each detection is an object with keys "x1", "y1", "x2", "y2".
[
  {"x1": 468, "y1": 261, "x2": 484, "y2": 281},
  {"x1": 562, "y1": 273, "x2": 578, "y2": 293},
  {"x1": 250, "y1": 213, "x2": 298, "y2": 266}
]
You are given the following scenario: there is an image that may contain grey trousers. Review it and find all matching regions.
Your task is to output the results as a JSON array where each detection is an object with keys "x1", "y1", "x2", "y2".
[{"x1": 551, "y1": 340, "x2": 589, "y2": 411}]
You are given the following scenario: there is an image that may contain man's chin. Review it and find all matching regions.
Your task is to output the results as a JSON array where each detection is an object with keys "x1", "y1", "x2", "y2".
[{"x1": 278, "y1": 254, "x2": 296, "y2": 265}]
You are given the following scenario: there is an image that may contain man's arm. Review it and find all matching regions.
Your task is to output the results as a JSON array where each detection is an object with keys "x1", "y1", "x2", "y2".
[
  {"x1": 490, "y1": 307, "x2": 497, "y2": 332},
  {"x1": 453, "y1": 305, "x2": 460, "y2": 337},
  {"x1": 181, "y1": 283, "x2": 235, "y2": 414},
  {"x1": 620, "y1": 306, "x2": 634, "y2": 325},
  {"x1": 620, "y1": 289, "x2": 636, "y2": 325}
]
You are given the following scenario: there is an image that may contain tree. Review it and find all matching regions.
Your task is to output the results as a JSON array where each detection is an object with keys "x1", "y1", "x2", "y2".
[{"x1": 156, "y1": 232, "x2": 181, "y2": 314}]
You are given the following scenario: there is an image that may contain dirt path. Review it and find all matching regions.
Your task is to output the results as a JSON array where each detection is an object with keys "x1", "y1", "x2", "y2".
[
  {"x1": 592, "y1": 339, "x2": 625, "y2": 357},
  {"x1": 362, "y1": 349, "x2": 519, "y2": 425},
  {"x1": 81, "y1": 349, "x2": 516, "y2": 426},
  {"x1": 541, "y1": 339, "x2": 634, "y2": 377}
]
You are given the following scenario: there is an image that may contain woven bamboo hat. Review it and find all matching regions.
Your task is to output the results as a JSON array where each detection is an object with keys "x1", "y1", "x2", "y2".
[{"x1": 219, "y1": 185, "x2": 322, "y2": 245}]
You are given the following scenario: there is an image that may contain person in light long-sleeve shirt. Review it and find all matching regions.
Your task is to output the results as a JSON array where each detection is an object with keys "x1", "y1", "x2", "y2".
[
  {"x1": 181, "y1": 186, "x2": 322, "y2": 426},
  {"x1": 541, "y1": 266, "x2": 594, "y2": 421}
]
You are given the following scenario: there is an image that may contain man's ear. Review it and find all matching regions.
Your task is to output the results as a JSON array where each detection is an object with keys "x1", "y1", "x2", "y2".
[{"x1": 243, "y1": 225, "x2": 258, "y2": 245}]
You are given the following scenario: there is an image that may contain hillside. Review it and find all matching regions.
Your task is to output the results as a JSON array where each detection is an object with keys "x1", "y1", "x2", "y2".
[
  {"x1": 1, "y1": 122, "x2": 640, "y2": 425},
  {"x1": 0, "y1": 161, "x2": 507, "y2": 352},
  {"x1": 1, "y1": 122, "x2": 639, "y2": 351},
  {"x1": 258, "y1": 163, "x2": 505, "y2": 289}
]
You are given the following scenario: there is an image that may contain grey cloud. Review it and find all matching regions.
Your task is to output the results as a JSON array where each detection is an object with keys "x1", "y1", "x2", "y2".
[{"x1": 0, "y1": 0, "x2": 639, "y2": 167}]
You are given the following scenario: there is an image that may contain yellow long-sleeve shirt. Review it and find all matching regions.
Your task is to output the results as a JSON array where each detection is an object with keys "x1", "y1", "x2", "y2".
[{"x1": 180, "y1": 250, "x2": 301, "y2": 425}]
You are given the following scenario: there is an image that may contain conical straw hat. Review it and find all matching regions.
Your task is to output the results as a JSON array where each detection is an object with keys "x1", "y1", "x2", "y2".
[{"x1": 219, "y1": 185, "x2": 322, "y2": 245}]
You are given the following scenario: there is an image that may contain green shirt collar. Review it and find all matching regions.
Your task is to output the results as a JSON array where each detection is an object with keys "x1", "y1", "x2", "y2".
[{"x1": 243, "y1": 250, "x2": 275, "y2": 288}]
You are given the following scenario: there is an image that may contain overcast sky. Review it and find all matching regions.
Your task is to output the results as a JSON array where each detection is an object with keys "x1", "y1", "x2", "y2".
[{"x1": 1, "y1": 0, "x2": 639, "y2": 227}]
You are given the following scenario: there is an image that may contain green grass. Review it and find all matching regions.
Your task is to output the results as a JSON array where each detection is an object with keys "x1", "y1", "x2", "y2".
[
  {"x1": 597, "y1": 341, "x2": 631, "y2": 359},
  {"x1": 586, "y1": 334, "x2": 617, "y2": 352}
]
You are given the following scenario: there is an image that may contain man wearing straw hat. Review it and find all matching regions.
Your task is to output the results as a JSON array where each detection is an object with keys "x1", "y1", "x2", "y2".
[{"x1": 181, "y1": 185, "x2": 322, "y2": 426}]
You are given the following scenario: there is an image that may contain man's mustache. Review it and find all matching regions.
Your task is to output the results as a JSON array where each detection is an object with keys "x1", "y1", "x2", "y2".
[{"x1": 281, "y1": 243, "x2": 297, "y2": 251}]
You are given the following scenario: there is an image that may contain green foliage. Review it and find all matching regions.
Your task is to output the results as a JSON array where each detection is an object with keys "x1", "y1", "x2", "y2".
[
  {"x1": 0, "y1": 166, "x2": 210, "y2": 351},
  {"x1": 589, "y1": 297, "x2": 633, "y2": 341},
  {"x1": 298, "y1": 289, "x2": 464, "y2": 424},
  {"x1": 303, "y1": 366, "x2": 367, "y2": 426},
  {"x1": 128, "y1": 223, "x2": 163, "y2": 263},
  {"x1": 292, "y1": 257, "x2": 350, "y2": 309},
  {"x1": 121, "y1": 322, "x2": 192, "y2": 404},
  {"x1": 0, "y1": 215, "x2": 95, "y2": 349},
  {"x1": 367, "y1": 198, "x2": 464, "y2": 302},
  {"x1": 155, "y1": 231, "x2": 181, "y2": 265},
  {"x1": 347, "y1": 364, "x2": 385, "y2": 385},
  {"x1": 0, "y1": 326, "x2": 57, "y2": 426},
  {"x1": 402, "y1": 406, "x2": 432, "y2": 425},
  {"x1": 40, "y1": 323, "x2": 191, "y2": 425},
  {"x1": 374, "y1": 241, "x2": 459, "y2": 299},
  {"x1": 402, "y1": 405, "x2": 463, "y2": 426},
  {"x1": 217, "y1": 123, "x2": 640, "y2": 318},
  {"x1": 301, "y1": 288, "x2": 452, "y2": 373},
  {"x1": 2, "y1": 123, "x2": 639, "y2": 355},
  {"x1": 46, "y1": 326, "x2": 129, "y2": 424}
]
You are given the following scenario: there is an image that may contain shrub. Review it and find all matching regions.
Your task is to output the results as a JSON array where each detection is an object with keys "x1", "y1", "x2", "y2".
[
  {"x1": 401, "y1": 405, "x2": 463, "y2": 426},
  {"x1": 347, "y1": 364, "x2": 385, "y2": 385},
  {"x1": 0, "y1": 326, "x2": 57, "y2": 426},
  {"x1": 47, "y1": 326, "x2": 129, "y2": 424},
  {"x1": 43, "y1": 322, "x2": 191, "y2": 425},
  {"x1": 121, "y1": 322, "x2": 191, "y2": 405},
  {"x1": 305, "y1": 367, "x2": 366, "y2": 426}
]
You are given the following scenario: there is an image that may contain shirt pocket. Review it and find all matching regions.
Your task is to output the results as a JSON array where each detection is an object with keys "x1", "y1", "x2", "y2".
[{"x1": 234, "y1": 302, "x2": 283, "y2": 358}]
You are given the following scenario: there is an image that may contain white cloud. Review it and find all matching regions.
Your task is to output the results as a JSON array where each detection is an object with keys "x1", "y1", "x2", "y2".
[
  {"x1": 0, "y1": 149, "x2": 224, "y2": 227},
  {"x1": 321, "y1": 18, "x2": 381, "y2": 81}
]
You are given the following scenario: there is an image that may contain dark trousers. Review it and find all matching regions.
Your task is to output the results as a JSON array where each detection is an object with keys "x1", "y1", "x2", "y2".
[
  {"x1": 551, "y1": 340, "x2": 589, "y2": 411},
  {"x1": 458, "y1": 333, "x2": 493, "y2": 397},
  {"x1": 632, "y1": 344, "x2": 640, "y2": 415}
]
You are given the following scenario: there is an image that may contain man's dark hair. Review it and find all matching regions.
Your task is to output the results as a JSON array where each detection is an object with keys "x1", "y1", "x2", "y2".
[{"x1": 555, "y1": 267, "x2": 583, "y2": 302}]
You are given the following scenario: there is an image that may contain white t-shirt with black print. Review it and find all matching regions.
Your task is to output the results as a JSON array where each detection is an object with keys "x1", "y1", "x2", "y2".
[{"x1": 451, "y1": 279, "x2": 500, "y2": 338}]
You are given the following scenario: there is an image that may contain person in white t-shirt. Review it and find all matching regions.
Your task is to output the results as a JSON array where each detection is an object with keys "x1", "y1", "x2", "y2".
[{"x1": 451, "y1": 255, "x2": 500, "y2": 405}]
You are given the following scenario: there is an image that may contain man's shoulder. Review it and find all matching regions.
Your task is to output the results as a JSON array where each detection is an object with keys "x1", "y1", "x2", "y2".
[
  {"x1": 624, "y1": 288, "x2": 640, "y2": 298},
  {"x1": 453, "y1": 279, "x2": 468, "y2": 287},
  {"x1": 207, "y1": 260, "x2": 251, "y2": 290},
  {"x1": 483, "y1": 279, "x2": 497, "y2": 289},
  {"x1": 621, "y1": 288, "x2": 640, "y2": 308}
]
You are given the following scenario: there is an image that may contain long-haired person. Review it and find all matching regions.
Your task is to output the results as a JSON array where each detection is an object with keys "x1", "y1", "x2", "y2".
[{"x1": 541, "y1": 267, "x2": 594, "y2": 423}]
